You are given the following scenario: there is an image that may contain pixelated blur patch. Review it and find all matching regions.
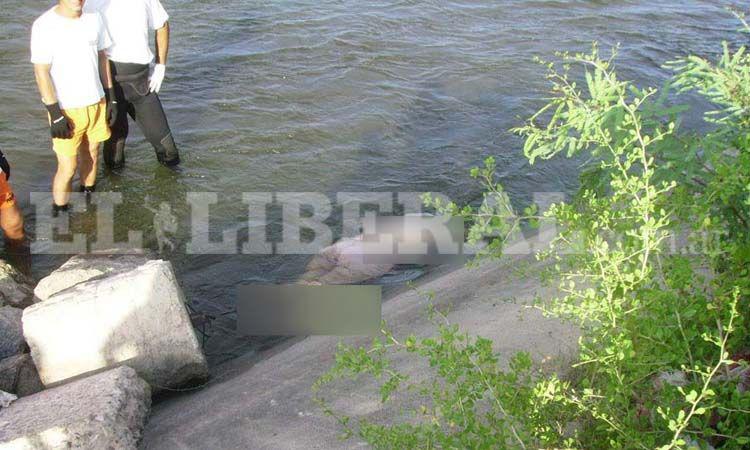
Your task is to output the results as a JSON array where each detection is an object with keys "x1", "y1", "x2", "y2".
[
  {"x1": 236, "y1": 284, "x2": 381, "y2": 335},
  {"x1": 361, "y1": 215, "x2": 465, "y2": 264}
]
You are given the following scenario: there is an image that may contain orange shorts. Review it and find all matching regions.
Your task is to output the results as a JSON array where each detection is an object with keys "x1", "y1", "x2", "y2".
[
  {"x1": 51, "y1": 98, "x2": 111, "y2": 157},
  {"x1": 0, "y1": 176, "x2": 16, "y2": 210}
]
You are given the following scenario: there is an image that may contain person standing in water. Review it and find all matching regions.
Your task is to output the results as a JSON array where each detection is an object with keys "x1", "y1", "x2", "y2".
[
  {"x1": 0, "y1": 148, "x2": 30, "y2": 274},
  {"x1": 31, "y1": 0, "x2": 117, "y2": 216},
  {"x1": 0, "y1": 150, "x2": 24, "y2": 244},
  {"x1": 84, "y1": 0, "x2": 181, "y2": 169}
]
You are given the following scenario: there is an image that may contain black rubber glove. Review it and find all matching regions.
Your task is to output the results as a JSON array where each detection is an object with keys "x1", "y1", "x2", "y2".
[
  {"x1": 45, "y1": 102, "x2": 73, "y2": 139},
  {"x1": 0, "y1": 149, "x2": 9, "y2": 181},
  {"x1": 105, "y1": 87, "x2": 118, "y2": 128}
]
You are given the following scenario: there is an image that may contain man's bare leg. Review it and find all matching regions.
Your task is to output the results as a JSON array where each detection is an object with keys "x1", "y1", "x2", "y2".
[
  {"x1": 78, "y1": 137, "x2": 99, "y2": 189},
  {"x1": 1, "y1": 203, "x2": 24, "y2": 241},
  {"x1": 53, "y1": 151, "x2": 78, "y2": 207}
]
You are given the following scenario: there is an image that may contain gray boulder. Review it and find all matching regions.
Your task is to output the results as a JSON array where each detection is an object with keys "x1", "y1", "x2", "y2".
[
  {"x1": 34, "y1": 254, "x2": 151, "y2": 302},
  {"x1": 0, "y1": 262, "x2": 34, "y2": 309},
  {"x1": 0, "y1": 355, "x2": 43, "y2": 397},
  {"x1": 0, "y1": 366, "x2": 150, "y2": 449},
  {"x1": 23, "y1": 259, "x2": 208, "y2": 392},
  {"x1": 0, "y1": 392, "x2": 15, "y2": 409},
  {"x1": 0, "y1": 307, "x2": 25, "y2": 360}
]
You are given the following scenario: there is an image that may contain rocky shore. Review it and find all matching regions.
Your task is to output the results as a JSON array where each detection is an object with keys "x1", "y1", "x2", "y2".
[
  {"x1": 0, "y1": 250, "x2": 577, "y2": 449},
  {"x1": 143, "y1": 255, "x2": 578, "y2": 449},
  {"x1": 0, "y1": 255, "x2": 208, "y2": 449}
]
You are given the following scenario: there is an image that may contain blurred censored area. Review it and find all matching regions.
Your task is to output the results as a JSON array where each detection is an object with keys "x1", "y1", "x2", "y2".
[
  {"x1": 236, "y1": 285, "x2": 381, "y2": 336},
  {"x1": 361, "y1": 215, "x2": 465, "y2": 264}
]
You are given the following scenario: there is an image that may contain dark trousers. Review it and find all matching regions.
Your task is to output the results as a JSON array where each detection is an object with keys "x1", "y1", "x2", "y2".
[{"x1": 104, "y1": 61, "x2": 180, "y2": 168}]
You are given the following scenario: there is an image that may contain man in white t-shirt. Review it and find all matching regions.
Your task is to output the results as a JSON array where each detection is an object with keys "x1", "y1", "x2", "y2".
[
  {"x1": 31, "y1": 0, "x2": 118, "y2": 216},
  {"x1": 84, "y1": 0, "x2": 180, "y2": 169}
]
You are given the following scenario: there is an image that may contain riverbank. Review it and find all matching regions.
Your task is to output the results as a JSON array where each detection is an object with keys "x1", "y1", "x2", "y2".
[
  {"x1": 143, "y1": 254, "x2": 579, "y2": 449},
  {"x1": 3, "y1": 1, "x2": 739, "y2": 351}
]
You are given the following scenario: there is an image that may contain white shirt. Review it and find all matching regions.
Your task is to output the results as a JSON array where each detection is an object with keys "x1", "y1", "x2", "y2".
[
  {"x1": 84, "y1": 0, "x2": 169, "y2": 65},
  {"x1": 30, "y1": 8, "x2": 112, "y2": 109}
]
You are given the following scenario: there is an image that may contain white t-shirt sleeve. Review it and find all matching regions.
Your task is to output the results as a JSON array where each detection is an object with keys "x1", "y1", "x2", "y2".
[
  {"x1": 96, "y1": 13, "x2": 113, "y2": 51},
  {"x1": 30, "y1": 20, "x2": 52, "y2": 64},
  {"x1": 147, "y1": 0, "x2": 170, "y2": 30}
]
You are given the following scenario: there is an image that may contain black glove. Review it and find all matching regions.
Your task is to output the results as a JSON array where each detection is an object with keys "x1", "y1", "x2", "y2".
[
  {"x1": 0, "y1": 149, "x2": 9, "y2": 181},
  {"x1": 105, "y1": 87, "x2": 118, "y2": 128},
  {"x1": 44, "y1": 102, "x2": 73, "y2": 139}
]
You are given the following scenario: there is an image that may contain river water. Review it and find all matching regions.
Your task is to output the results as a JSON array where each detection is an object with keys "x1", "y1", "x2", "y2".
[{"x1": 0, "y1": 0, "x2": 745, "y2": 364}]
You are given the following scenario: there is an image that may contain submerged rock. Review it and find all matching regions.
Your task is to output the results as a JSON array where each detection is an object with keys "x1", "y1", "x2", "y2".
[
  {"x1": 0, "y1": 366, "x2": 150, "y2": 449},
  {"x1": 0, "y1": 307, "x2": 25, "y2": 360},
  {"x1": 23, "y1": 258, "x2": 208, "y2": 392}
]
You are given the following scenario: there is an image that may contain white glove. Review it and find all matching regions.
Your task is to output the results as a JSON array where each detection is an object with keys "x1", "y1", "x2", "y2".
[{"x1": 149, "y1": 64, "x2": 166, "y2": 93}]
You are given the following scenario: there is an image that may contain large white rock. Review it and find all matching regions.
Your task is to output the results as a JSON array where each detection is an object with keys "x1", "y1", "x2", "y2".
[
  {"x1": 34, "y1": 254, "x2": 151, "y2": 302},
  {"x1": 0, "y1": 366, "x2": 150, "y2": 449},
  {"x1": 22, "y1": 259, "x2": 208, "y2": 391}
]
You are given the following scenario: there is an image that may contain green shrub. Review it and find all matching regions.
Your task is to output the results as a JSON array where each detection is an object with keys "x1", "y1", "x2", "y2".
[{"x1": 314, "y1": 12, "x2": 750, "y2": 449}]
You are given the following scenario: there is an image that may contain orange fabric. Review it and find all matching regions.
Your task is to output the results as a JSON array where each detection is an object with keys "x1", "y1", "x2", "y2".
[{"x1": 0, "y1": 176, "x2": 16, "y2": 209}]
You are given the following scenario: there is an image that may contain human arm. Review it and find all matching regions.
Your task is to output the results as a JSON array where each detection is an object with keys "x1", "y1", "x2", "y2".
[
  {"x1": 33, "y1": 63, "x2": 58, "y2": 106},
  {"x1": 33, "y1": 64, "x2": 72, "y2": 139},
  {"x1": 95, "y1": 10, "x2": 118, "y2": 127},
  {"x1": 99, "y1": 49, "x2": 119, "y2": 127},
  {"x1": 155, "y1": 21, "x2": 169, "y2": 66},
  {"x1": 98, "y1": 50, "x2": 113, "y2": 91},
  {"x1": 149, "y1": 22, "x2": 169, "y2": 93}
]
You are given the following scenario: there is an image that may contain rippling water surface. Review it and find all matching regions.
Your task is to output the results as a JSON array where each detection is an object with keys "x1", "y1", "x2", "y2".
[{"x1": 0, "y1": 0, "x2": 744, "y2": 363}]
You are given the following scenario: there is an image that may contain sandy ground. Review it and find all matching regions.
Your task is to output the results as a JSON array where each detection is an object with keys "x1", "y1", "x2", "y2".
[{"x1": 142, "y1": 255, "x2": 579, "y2": 449}]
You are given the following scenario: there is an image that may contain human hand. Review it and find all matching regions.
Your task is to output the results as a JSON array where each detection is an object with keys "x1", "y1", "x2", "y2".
[
  {"x1": 44, "y1": 103, "x2": 73, "y2": 139},
  {"x1": 105, "y1": 87, "x2": 119, "y2": 128},
  {"x1": 149, "y1": 64, "x2": 166, "y2": 93}
]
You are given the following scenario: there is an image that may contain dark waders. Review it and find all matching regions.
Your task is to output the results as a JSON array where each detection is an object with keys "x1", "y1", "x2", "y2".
[{"x1": 104, "y1": 61, "x2": 180, "y2": 169}]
